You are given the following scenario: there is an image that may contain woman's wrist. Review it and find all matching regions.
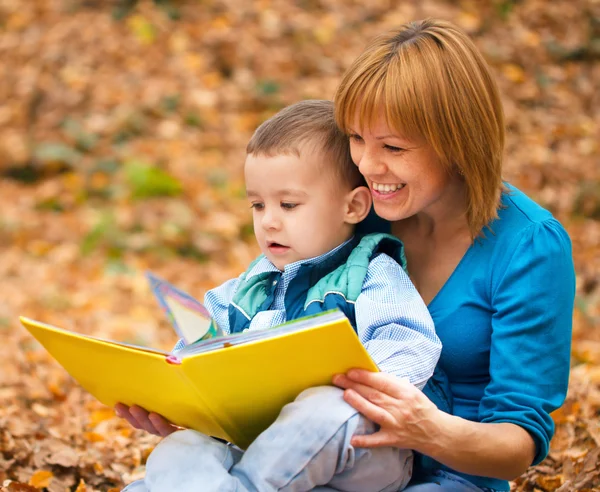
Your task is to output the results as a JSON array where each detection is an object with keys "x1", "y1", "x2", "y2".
[
  {"x1": 414, "y1": 411, "x2": 536, "y2": 480},
  {"x1": 416, "y1": 408, "x2": 460, "y2": 459}
]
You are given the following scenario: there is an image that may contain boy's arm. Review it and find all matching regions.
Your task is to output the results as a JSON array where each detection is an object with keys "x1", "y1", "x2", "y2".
[
  {"x1": 355, "y1": 253, "x2": 441, "y2": 389},
  {"x1": 172, "y1": 276, "x2": 241, "y2": 350}
]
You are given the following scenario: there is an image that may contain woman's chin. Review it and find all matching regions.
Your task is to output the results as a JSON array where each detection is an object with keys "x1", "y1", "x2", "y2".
[{"x1": 372, "y1": 202, "x2": 410, "y2": 222}]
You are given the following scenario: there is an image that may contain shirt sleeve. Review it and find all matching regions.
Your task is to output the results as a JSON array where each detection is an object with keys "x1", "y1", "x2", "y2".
[
  {"x1": 355, "y1": 253, "x2": 442, "y2": 389},
  {"x1": 203, "y1": 277, "x2": 242, "y2": 336},
  {"x1": 481, "y1": 218, "x2": 575, "y2": 465}
]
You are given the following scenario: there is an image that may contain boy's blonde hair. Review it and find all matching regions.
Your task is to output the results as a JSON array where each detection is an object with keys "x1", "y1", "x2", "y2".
[
  {"x1": 246, "y1": 100, "x2": 365, "y2": 189},
  {"x1": 334, "y1": 19, "x2": 505, "y2": 238}
]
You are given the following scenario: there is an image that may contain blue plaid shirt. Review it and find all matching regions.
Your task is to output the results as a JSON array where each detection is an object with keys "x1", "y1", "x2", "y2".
[{"x1": 177, "y1": 239, "x2": 441, "y2": 389}]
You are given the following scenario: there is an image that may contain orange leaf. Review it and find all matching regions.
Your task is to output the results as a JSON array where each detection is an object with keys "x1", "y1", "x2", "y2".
[
  {"x1": 75, "y1": 479, "x2": 87, "y2": 492},
  {"x1": 83, "y1": 431, "x2": 105, "y2": 442},
  {"x1": 88, "y1": 408, "x2": 116, "y2": 426},
  {"x1": 29, "y1": 470, "x2": 54, "y2": 488}
]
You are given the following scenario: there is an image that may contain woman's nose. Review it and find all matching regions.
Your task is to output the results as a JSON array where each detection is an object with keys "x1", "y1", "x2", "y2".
[{"x1": 357, "y1": 148, "x2": 387, "y2": 175}]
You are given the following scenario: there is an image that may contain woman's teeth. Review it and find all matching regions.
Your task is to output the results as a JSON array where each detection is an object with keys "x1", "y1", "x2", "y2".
[{"x1": 372, "y1": 182, "x2": 405, "y2": 194}]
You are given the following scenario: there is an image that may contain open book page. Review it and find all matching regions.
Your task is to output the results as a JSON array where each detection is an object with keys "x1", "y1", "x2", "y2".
[
  {"x1": 146, "y1": 271, "x2": 223, "y2": 345},
  {"x1": 175, "y1": 309, "x2": 346, "y2": 359}
]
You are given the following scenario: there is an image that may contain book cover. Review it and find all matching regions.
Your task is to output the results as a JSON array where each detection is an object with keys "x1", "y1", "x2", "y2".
[{"x1": 20, "y1": 307, "x2": 377, "y2": 449}]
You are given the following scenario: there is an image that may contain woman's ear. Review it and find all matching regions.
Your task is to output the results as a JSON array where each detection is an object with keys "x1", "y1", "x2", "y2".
[{"x1": 344, "y1": 186, "x2": 372, "y2": 224}]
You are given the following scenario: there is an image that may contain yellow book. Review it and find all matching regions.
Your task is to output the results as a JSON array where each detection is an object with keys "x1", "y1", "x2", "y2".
[{"x1": 20, "y1": 309, "x2": 378, "y2": 450}]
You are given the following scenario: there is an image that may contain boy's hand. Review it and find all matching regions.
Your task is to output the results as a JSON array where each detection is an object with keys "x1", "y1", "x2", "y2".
[{"x1": 114, "y1": 403, "x2": 179, "y2": 437}]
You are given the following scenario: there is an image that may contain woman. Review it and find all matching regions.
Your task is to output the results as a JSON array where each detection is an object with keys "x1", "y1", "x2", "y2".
[{"x1": 332, "y1": 18, "x2": 575, "y2": 491}]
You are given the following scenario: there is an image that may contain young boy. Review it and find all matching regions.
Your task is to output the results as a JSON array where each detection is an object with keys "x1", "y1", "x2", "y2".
[{"x1": 122, "y1": 100, "x2": 441, "y2": 492}]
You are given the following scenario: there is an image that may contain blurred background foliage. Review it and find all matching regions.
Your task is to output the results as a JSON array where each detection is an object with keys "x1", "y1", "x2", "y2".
[{"x1": 0, "y1": 0, "x2": 599, "y2": 490}]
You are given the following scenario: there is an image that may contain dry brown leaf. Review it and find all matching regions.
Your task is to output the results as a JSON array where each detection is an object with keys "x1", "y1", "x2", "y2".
[{"x1": 4, "y1": 482, "x2": 40, "y2": 492}]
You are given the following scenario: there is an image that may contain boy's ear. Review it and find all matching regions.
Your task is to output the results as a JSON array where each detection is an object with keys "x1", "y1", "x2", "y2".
[{"x1": 344, "y1": 186, "x2": 372, "y2": 224}]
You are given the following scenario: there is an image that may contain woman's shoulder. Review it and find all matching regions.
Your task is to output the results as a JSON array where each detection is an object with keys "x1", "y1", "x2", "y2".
[
  {"x1": 483, "y1": 183, "x2": 569, "y2": 246},
  {"x1": 471, "y1": 184, "x2": 573, "y2": 281}
]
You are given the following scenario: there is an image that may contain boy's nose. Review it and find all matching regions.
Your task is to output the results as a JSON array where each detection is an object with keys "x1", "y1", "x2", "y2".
[{"x1": 262, "y1": 211, "x2": 281, "y2": 230}]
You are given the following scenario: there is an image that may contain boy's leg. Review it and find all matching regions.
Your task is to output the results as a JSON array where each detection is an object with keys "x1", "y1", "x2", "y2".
[
  {"x1": 143, "y1": 429, "x2": 244, "y2": 492},
  {"x1": 121, "y1": 480, "x2": 148, "y2": 492},
  {"x1": 231, "y1": 386, "x2": 412, "y2": 492}
]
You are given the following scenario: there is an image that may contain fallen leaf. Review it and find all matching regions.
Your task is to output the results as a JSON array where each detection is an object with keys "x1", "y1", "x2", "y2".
[{"x1": 28, "y1": 470, "x2": 53, "y2": 488}]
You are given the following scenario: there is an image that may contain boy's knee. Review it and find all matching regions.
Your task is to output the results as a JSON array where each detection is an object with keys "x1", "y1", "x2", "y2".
[
  {"x1": 156, "y1": 429, "x2": 212, "y2": 449},
  {"x1": 279, "y1": 385, "x2": 362, "y2": 433},
  {"x1": 296, "y1": 385, "x2": 346, "y2": 403},
  {"x1": 148, "y1": 430, "x2": 230, "y2": 468}
]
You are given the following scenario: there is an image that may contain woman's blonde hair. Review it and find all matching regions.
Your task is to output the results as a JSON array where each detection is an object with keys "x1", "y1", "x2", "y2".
[{"x1": 335, "y1": 19, "x2": 505, "y2": 238}]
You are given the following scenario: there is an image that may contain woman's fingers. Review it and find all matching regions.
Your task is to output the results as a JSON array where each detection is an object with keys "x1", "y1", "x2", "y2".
[
  {"x1": 335, "y1": 373, "x2": 407, "y2": 408},
  {"x1": 351, "y1": 430, "x2": 394, "y2": 449},
  {"x1": 148, "y1": 412, "x2": 178, "y2": 437},
  {"x1": 344, "y1": 369, "x2": 409, "y2": 399},
  {"x1": 343, "y1": 388, "x2": 392, "y2": 426}
]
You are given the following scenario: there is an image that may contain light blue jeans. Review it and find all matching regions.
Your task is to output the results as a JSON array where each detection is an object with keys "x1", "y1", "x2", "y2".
[
  {"x1": 404, "y1": 471, "x2": 499, "y2": 491},
  {"x1": 122, "y1": 386, "x2": 412, "y2": 492}
]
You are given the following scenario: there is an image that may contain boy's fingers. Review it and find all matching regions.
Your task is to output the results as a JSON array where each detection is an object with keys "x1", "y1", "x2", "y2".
[
  {"x1": 148, "y1": 413, "x2": 178, "y2": 437},
  {"x1": 129, "y1": 405, "x2": 160, "y2": 435},
  {"x1": 115, "y1": 404, "x2": 144, "y2": 430},
  {"x1": 114, "y1": 402, "x2": 128, "y2": 417},
  {"x1": 116, "y1": 404, "x2": 175, "y2": 436}
]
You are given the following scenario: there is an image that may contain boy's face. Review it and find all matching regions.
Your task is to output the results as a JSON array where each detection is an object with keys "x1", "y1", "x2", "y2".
[{"x1": 245, "y1": 148, "x2": 356, "y2": 271}]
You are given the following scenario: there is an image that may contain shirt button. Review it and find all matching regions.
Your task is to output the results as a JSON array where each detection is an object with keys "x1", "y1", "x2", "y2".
[{"x1": 273, "y1": 280, "x2": 278, "y2": 285}]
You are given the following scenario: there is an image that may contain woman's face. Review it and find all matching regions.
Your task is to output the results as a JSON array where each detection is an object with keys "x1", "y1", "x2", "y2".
[{"x1": 348, "y1": 115, "x2": 458, "y2": 222}]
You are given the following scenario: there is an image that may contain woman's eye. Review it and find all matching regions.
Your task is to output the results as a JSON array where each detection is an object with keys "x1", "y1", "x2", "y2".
[
  {"x1": 384, "y1": 144, "x2": 404, "y2": 153},
  {"x1": 349, "y1": 134, "x2": 363, "y2": 142},
  {"x1": 250, "y1": 203, "x2": 264, "y2": 210},
  {"x1": 281, "y1": 202, "x2": 298, "y2": 210}
]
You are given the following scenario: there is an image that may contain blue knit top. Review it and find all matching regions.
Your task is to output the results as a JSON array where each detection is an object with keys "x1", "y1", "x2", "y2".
[{"x1": 362, "y1": 184, "x2": 575, "y2": 491}]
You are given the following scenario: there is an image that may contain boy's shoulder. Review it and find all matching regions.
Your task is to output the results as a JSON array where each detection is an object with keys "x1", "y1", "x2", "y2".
[{"x1": 351, "y1": 233, "x2": 407, "y2": 273}]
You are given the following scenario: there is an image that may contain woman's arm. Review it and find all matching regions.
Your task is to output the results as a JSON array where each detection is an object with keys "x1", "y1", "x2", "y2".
[
  {"x1": 333, "y1": 370, "x2": 535, "y2": 480},
  {"x1": 430, "y1": 412, "x2": 535, "y2": 480}
]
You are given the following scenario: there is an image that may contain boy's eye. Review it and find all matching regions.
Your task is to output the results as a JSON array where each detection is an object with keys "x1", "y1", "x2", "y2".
[
  {"x1": 250, "y1": 202, "x2": 264, "y2": 210},
  {"x1": 281, "y1": 202, "x2": 297, "y2": 210}
]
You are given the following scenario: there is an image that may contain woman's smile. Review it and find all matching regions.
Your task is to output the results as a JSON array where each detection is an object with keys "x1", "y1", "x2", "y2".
[{"x1": 371, "y1": 182, "x2": 407, "y2": 201}]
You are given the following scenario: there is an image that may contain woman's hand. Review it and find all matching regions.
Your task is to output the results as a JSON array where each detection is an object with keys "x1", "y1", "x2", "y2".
[
  {"x1": 333, "y1": 369, "x2": 442, "y2": 454},
  {"x1": 114, "y1": 403, "x2": 179, "y2": 437}
]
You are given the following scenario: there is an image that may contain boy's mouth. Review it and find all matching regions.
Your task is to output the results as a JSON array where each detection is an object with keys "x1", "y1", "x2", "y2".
[{"x1": 267, "y1": 241, "x2": 290, "y2": 254}]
